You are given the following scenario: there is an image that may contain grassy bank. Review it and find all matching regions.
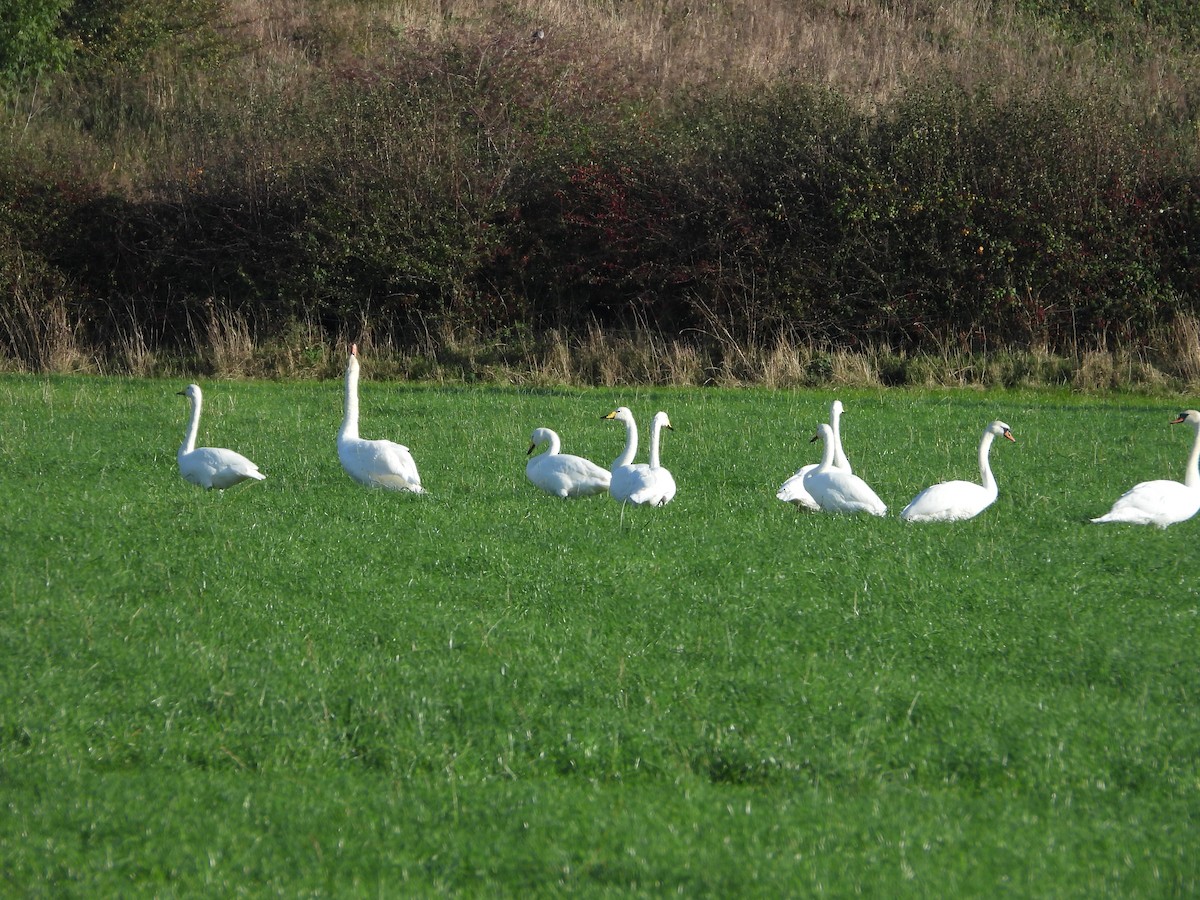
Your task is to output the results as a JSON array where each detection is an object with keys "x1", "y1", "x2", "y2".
[{"x1": 2, "y1": 375, "x2": 1199, "y2": 892}]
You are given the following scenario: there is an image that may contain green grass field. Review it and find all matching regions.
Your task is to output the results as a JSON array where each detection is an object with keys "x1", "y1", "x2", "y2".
[{"x1": 2, "y1": 374, "x2": 1198, "y2": 895}]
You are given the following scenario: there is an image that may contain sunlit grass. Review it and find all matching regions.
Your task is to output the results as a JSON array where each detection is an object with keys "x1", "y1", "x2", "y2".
[{"x1": 1, "y1": 375, "x2": 1198, "y2": 893}]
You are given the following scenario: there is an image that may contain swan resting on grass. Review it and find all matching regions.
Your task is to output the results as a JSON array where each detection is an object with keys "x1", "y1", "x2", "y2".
[
  {"x1": 176, "y1": 383, "x2": 266, "y2": 490},
  {"x1": 803, "y1": 423, "x2": 887, "y2": 516},
  {"x1": 1091, "y1": 409, "x2": 1200, "y2": 528},
  {"x1": 603, "y1": 407, "x2": 677, "y2": 507},
  {"x1": 900, "y1": 420, "x2": 1015, "y2": 523},
  {"x1": 526, "y1": 427, "x2": 611, "y2": 498},
  {"x1": 777, "y1": 399, "x2": 851, "y2": 509},
  {"x1": 337, "y1": 344, "x2": 424, "y2": 493}
]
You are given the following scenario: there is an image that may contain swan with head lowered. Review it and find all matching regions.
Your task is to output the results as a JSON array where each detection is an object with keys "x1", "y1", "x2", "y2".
[
  {"x1": 602, "y1": 407, "x2": 676, "y2": 506},
  {"x1": 777, "y1": 399, "x2": 850, "y2": 509},
  {"x1": 526, "y1": 427, "x2": 611, "y2": 498},
  {"x1": 1091, "y1": 409, "x2": 1200, "y2": 528},
  {"x1": 901, "y1": 420, "x2": 1015, "y2": 522},
  {"x1": 337, "y1": 344, "x2": 424, "y2": 493},
  {"x1": 176, "y1": 383, "x2": 266, "y2": 490},
  {"x1": 803, "y1": 423, "x2": 886, "y2": 516}
]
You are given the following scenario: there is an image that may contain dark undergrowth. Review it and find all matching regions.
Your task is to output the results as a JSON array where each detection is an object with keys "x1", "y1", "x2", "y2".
[{"x1": 3, "y1": 1, "x2": 1200, "y2": 383}]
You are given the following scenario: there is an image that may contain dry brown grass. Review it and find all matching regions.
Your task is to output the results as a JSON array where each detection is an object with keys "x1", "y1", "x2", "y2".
[
  {"x1": 195, "y1": 0, "x2": 1200, "y2": 126},
  {"x1": 5, "y1": 305, "x2": 1200, "y2": 394}
]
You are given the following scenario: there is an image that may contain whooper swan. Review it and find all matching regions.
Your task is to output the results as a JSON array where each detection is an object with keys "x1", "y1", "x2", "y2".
[
  {"x1": 802, "y1": 423, "x2": 886, "y2": 516},
  {"x1": 337, "y1": 344, "x2": 424, "y2": 493},
  {"x1": 526, "y1": 427, "x2": 611, "y2": 498},
  {"x1": 777, "y1": 399, "x2": 851, "y2": 509},
  {"x1": 603, "y1": 407, "x2": 676, "y2": 507},
  {"x1": 176, "y1": 383, "x2": 266, "y2": 490}
]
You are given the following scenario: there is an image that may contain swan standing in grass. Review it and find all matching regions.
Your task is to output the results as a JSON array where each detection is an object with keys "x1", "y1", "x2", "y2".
[
  {"x1": 1091, "y1": 409, "x2": 1200, "y2": 528},
  {"x1": 777, "y1": 399, "x2": 850, "y2": 509},
  {"x1": 337, "y1": 344, "x2": 424, "y2": 493},
  {"x1": 603, "y1": 407, "x2": 676, "y2": 506},
  {"x1": 176, "y1": 384, "x2": 266, "y2": 490},
  {"x1": 901, "y1": 420, "x2": 1015, "y2": 522},
  {"x1": 803, "y1": 423, "x2": 887, "y2": 516},
  {"x1": 526, "y1": 427, "x2": 611, "y2": 498}
]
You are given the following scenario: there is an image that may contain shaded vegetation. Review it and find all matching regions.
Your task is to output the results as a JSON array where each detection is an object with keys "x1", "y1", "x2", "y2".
[{"x1": 3, "y1": 0, "x2": 1200, "y2": 377}]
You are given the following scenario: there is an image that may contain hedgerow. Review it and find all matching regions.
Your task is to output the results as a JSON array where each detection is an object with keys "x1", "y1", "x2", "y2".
[{"x1": 2, "y1": 1, "x2": 1199, "y2": 372}]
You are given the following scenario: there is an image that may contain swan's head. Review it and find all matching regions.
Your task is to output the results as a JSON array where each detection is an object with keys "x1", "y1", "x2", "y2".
[
  {"x1": 1172, "y1": 410, "x2": 1200, "y2": 428},
  {"x1": 528, "y1": 427, "x2": 555, "y2": 455},
  {"x1": 177, "y1": 383, "x2": 201, "y2": 402},
  {"x1": 603, "y1": 407, "x2": 634, "y2": 425},
  {"x1": 988, "y1": 420, "x2": 1015, "y2": 442},
  {"x1": 347, "y1": 343, "x2": 360, "y2": 374},
  {"x1": 652, "y1": 411, "x2": 673, "y2": 431},
  {"x1": 830, "y1": 400, "x2": 844, "y2": 417},
  {"x1": 810, "y1": 423, "x2": 833, "y2": 444}
]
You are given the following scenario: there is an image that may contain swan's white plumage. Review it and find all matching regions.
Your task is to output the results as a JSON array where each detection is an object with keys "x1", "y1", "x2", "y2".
[
  {"x1": 1091, "y1": 409, "x2": 1200, "y2": 528},
  {"x1": 526, "y1": 427, "x2": 611, "y2": 498},
  {"x1": 603, "y1": 408, "x2": 676, "y2": 506},
  {"x1": 176, "y1": 383, "x2": 266, "y2": 490},
  {"x1": 802, "y1": 423, "x2": 886, "y2": 516},
  {"x1": 901, "y1": 420, "x2": 1015, "y2": 522},
  {"x1": 337, "y1": 344, "x2": 424, "y2": 493},
  {"x1": 777, "y1": 400, "x2": 851, "y2": 508}
]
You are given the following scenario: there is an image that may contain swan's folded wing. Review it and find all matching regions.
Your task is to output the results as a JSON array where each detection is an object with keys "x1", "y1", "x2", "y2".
[
  {"x1": 901, "y1": 480, "x2": 991, "y2": 522},
  {"x1": 556, "y1": 454, "x2": 611, "y2": 485},
  {"x1": 1092, "y1": 479, "x2": 1200, "y2": 526},
  {"x1": 808, "y1": 471, "x2": 887, "y2": 515},
  {"x1": 341, "y1": 438, "x2": 423, "y2": 491},
  {"x1": 627, "y1": 468, "x2": 675, "y2": 506},
  {"x1": 528, "y1": 453, "x2": 610, "y2": 497},
  {"x1": 611, "y1": 463, "x2": 653, "y2": 504},
  {"x1": 182, "y1": 447, "x2": 264, "y2": 489}
]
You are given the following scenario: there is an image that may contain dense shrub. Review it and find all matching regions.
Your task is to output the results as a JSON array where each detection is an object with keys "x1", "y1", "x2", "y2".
[{"x1": 3, "y1": 1, "x2": 1200, "y2": 371}]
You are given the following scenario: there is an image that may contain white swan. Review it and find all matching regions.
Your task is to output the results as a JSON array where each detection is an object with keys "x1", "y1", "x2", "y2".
[
  {"x1": 901, "y1": 420, "x2": 1015, "y2": 522},
  {"x1": 1091, "y1": 409, "x2": 1200, "y2": 528},
  {"x1": 176, "y1": 383, "x2": 266, "y2": 490},
  {"x1": 603, "y1": 407, "x2": 676, "y2": 506},
  {"x1": 337, "y1": 344, "x2": 424, "y2": 493},
  {"x1": 802, "y1": 423, "x2": 887, "y2": 516},
  {"x1": 777, "y1": 399, "x2": 851, "y2": 508},
  {"x1": 526, "y1": 427, "x2": 611, "y2": 498}
]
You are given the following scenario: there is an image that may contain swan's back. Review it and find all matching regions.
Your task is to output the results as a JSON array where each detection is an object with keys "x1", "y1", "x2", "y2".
[
  {"x1": 804, "y1": 468, "x2": 888, "y2": 516},
  {"x1": 901, "y1": 480, "x2": 993, "y2": 523},
  {"x1": 179, "y1": 446, "x2": 265, "y2": 490},
  {"x1": 338, "y1": 437, "x2": 424, "y2": 492},
  {"x1": 1091, "y1": 479, "x2": 1200, "y2": 528},
  {"x1": 611, "y1": 463, "x2": 674, "y2": 506}
]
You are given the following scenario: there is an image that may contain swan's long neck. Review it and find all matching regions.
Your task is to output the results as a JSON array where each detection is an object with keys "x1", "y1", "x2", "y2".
[
  {"x1": 613, "y1": 416, "x2": 638, "y2": 468},
  {"x1": 546, "y1": 431, "x2": 561, "y2": 455},
  {"x1": 340, "y1": 361, "x2": 360, "y2": 442},
  {"x1": 179, "y1": 394, "x2": 201, "y2": 457},
  {"x1": 649, "y1": 419, "x2": 665, "y2": 469},
  {"x1": 817, "y1": 427, "x2": 838, "y2": 471},
  {"x1": 977, "y1": 430, "x2": 998, "y2": 493},
  {"x1": 1184, "y1": 423, "x2": 1200, "y2": 489},
  {"x1": 831, "y1": 406, "x2": 850, "y2": 471}
]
